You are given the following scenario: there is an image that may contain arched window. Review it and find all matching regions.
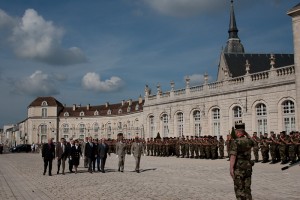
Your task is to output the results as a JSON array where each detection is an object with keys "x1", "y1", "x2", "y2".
[
  {"x1": 135, "y1": 104, "x2": 139, "y2": 111},
  {"x1": 127, "y1": 107, "x2": 131, "y2": 112},
  {"x1": 80, "y1": 111, "x2": 85, "y2": 117},
  {"x1": 149, "y1": 116, "x2": 155, "y2": 138},
  {"x1": 193, "y1": 110, "x2": 201, "y2": 136},
  {"x1": 94, "y1": 110, "x2": 99, "y2": 116},
  {"x1": 177, "y1": 112, "x2": 184, "y2": 137},
  {"x1": 41, "y1": 101, "x2": 48, "y2": 106},
  {"x1": 64, "y1": 112, "x2": 69, "y2": 117},
  {"x1": 282, "y1": 100, "x2": 295, "y2": 133},
  {"x1": 94, "y1": 123, "x2": 99, "y2": 133},
  {"x1": 42, "y1": 108, "x2": 47, "y2": 118},
  {"x1": 256, "y1": 103, "x2": 267, "y2": 134},
  {"x1": 79, "y1": 124, "x2": 85, "y2": 134},
  {"x1": 118, "y1": 109, "x2": 122, "y2": 114},
  {"x1": 161, "y1": 114, "x2": 169, "y2": 137},
  {"x1": 107, "y1": 110, "x2": 111, "y2": 115},
  {"x1": 212, "y1": 108, "x2": 220, "y2": 137},
  {"x1": 233, "y1": 106, "x2": 242, "y2": 124}
]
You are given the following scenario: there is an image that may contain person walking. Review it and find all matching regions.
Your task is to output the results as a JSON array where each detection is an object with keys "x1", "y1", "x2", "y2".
[
  {"x1": 115, "y1": 133, "x2": 126, "y2": 172},
  {"x1": 85, "y1": 137, "x2": 96, "y2": 173},
  {"x1": 71, "y1": 140, "x2": 82, "y2": 174},
  {"x1": 131, "y1": 136, "x2": 145, "y2": 173},
  {"x1": 56, "y1": 138, "x2": 67, "y2": 175},
  {"x1": 98, "y1": 138, "x2": 110, "y2": 173},
  {"x1": 42, "y1": 138, "x2": 55, "y2": 176},
  {"x1": 230, "y1": 124, "x2": 255, "y2": 200}
]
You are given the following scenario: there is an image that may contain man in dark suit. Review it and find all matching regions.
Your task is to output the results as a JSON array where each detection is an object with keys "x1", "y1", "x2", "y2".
[
  {"x1": 42, "y1": 138, "x2": 55, "y2": 176},
  {"x1": 56, "y1": 138, "x2": 67, "y2": 175},
  {"x1": 66, "y1": 138, "x2": 75, "y2": 173},
  {"x1": 98, "y1": 138, "x2": 110, "y2": 173},
  {"x1": 85, "y1": 137, "x2": 96, "y2": 173}
]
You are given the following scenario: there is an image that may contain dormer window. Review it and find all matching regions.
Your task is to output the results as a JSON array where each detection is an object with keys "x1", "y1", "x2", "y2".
[
  {"x1": 80, "y1": 111, "x2": 85, "y2": 117},
  {"x1": 135, "y1": 104, "x2": 139, "y2": 111},
  {"x1": 94, "y1": 110, "x2": 99, "y2": 116},
  {"x1": 107, "y1": 109, "x2": 111, "y2": 115},
  {"x1": 118, "y1": 109, "x2": 122, "y2": 114},
  {"x1": 127, "y1": 107, "x2": 131, "y2": 112},
  {"x1": 41, "y1": 101, "x2": 48, "y2": 106},
  {"x1": 64, "y1": 112, "x2": 69, "y2": 117}
]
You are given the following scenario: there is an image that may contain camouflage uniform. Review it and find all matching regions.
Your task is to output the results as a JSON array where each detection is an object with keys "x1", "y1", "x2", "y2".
[
  {"x1": 252, "y1": 134, "x2": 259, "y2": 162},
  {"x1": 218, "y1": 137, "x2": 225, "y2": 158},
  {"x1": 230, "y1": 136, "x2": 254, "y2": 200}
]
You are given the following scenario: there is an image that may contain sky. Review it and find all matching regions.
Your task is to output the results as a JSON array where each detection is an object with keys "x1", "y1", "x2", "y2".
[{"x1": 0, "y1": 0, "x2": 298, "y2": 127}]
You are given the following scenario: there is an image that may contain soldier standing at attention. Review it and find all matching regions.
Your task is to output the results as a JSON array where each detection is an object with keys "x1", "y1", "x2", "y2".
[
  {"x1": 252, "y1": 132, "x2": 260, "y2": 162},
  {"x1": 230, "y1": 124, "x2": 254, "y2": 200},
  {"x1": 218, "y1": 136, "x2": 225, "y2": 159}
]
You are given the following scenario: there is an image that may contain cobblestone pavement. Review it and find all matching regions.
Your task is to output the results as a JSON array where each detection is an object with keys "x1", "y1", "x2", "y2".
[{"x1": 0, "y1": 153, "x2": 299, "y2": 200}]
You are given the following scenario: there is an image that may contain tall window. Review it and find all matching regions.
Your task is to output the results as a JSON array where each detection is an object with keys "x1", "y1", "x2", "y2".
[
  {"x1": 42, "y1": 108, "x2": 47, "y2": 118},
  {"x1": 40, "y1": 124, "x2": 47, "y2": 143},
  {"x1": 161, "y1": 114, "x2": 169, "y2": 137},
  {"x1": 193, "y1": 110, "x2": 201, "y2": 136},
  {"x1": 256, "y1": 103, "x2": 267, "y2": 134},
  {"x1": 212, "y1": 108, "x2": 220, "y2": 137},
  {"x1": 282, "y1": 100, "x2": 295, "y2": 134},
  {"x1": 63, "y1": 124, "x2": 69, "y2": 134},
  {"x1": 233, "y1": 106, "x2": 242, "y2": 124},
  {"x1": 177, "y1": 112, "x2": 184, "y2": 137},
  {"x1": 79, "y1": 124, "x2": 85, "y2": 134},
  {"x1": 149, "y1": 116, "x2": 155, "y2": 138},
  {"x1": 94, "y1": 123, "x2": 99, "y2": 133}
]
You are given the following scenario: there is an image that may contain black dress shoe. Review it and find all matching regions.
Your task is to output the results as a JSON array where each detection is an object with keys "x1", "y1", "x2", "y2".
[
  {"x1": 49, "y1": 174, "x2": 52, "y2": 176},
  {"x1": 136, "y1": 170, "x2": 140, "y2": 173},
  {"x1": 57, "y1": 171, "x2": 59, "y2": 174},
  {"x1": 43, "y1": 172, "x2": 46, "y2": 175},
  {"x1": 120, "y1": 170, "x2": 124, "y2": 172},
  {"x1": 102, "y1": 170, "x2": 105, "y2": 173}
]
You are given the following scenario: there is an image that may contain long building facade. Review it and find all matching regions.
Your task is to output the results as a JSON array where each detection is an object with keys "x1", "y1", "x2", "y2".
[{"x1": 13, "y1": 3, "x2": 300, "y2": 144}]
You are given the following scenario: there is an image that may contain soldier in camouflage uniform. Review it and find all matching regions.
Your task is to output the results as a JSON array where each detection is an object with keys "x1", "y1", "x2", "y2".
[
  {"x1": 252, "y1": 132, "x2": 260, "y2": 162},
  {"x1": 218, "y1": 136, "x2": 225, "y2": 159},
  {"x1": 278, "y1": 131, "x2": 288, "y2": 164},
  {"x1": 211, "y1": 136, "x2": 218, "y2": 159},
  {"x1": 288, "y1": 132, "x2": 297, "y2": 164},
  {"x1": 225, "y1": 134, "x2": 232, "y2": 160},
  {"x1": 180, "y1": 137, "x2": 186, "y2": 158},
  {"x1": 205, "y1": 136, "x2": 211, "y2": 159},
  {"x1": 175, "y1": 138, "x2": 181, "y2": 158},
  {"x1": 260, "y1": 135, "x2": 269, "y2": 163},
  {"x1": 199, "y1": 137, "x2": 205, "y2": 159},
  {"x1": 267, "y1": 132, "x2": 278, "y2": 164},
  {"x1": 230, "y1": 124, "x2": 254, "y2": 200},
  {"x1": 185, "y1": 136, "x2": 190, "y2": 158},
  {"x1": 190, "y1": 136, "x2": 195, "y2": 158}
]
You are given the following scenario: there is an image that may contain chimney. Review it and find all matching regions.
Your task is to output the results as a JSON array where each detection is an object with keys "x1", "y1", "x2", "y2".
[
  {"x1": 121, "y1": 100, "x2": 125, "y2": 106},
  {"x1": 105, "y1": 102, "x2": 109, "y2": 108},
  {"x1": 138, "y1": 95, "x2": 143, "y2": 104},
  {"x1": 72, "y1": 104, "x2": 76, "y2": 111},
  {"x1": 128, "y1": 99, "x2": 132, "y2": 106},
  {"x1": 87, "y1": 104, "x2": 90, "y2": 110}
]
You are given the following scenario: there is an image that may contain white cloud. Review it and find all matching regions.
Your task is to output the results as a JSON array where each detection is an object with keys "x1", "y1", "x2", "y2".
[
  {"x1": 82, "y1": 72, "x2": 124, "y2": 92},
  {"x1": 0, "y1": 8, "x2": 86, "y2": 65},
  {"x1": 11, "y1": 70, "x2": 60, "y2": 96},
  {"x1": 143, "y1": 0, "x2": 226, "y2": 17},
  {"x1": 187, "y1": 74, "x2": 212, "y2": 86}
]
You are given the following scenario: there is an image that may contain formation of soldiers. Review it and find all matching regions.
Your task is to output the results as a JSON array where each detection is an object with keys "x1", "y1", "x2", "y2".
[
  {"x1": 252, "y1": 131, "x2": 300, "y2": 164},
  {"x1": 144, "y1": 136, "x2": 226, "y2": 159}
]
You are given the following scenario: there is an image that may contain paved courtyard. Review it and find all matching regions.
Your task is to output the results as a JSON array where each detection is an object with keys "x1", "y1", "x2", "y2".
[{"x1": 0, "y1": 152, "x2": 299, "y2": 200}]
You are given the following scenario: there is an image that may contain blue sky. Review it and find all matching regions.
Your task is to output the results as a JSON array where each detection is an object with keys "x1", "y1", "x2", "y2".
[{"x1": 0, "y1": 0, "x2": 298, "y2": 127}]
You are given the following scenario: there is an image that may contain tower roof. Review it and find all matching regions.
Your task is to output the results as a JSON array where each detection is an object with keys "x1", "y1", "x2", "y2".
[{"x1": 223, "y1": 0, "x2": 245, "y2": 54}]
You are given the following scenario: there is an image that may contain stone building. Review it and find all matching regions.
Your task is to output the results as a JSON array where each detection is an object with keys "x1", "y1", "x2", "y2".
[{"x1": 17, "y1": 2, "x2": 300, "y2": 144}]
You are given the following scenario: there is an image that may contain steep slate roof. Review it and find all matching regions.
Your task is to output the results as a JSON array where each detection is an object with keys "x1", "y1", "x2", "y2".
[
  {"x1": 287, "y1": 3, "x2": 300, "y2": 16},
  {"x1": 59, "y1": 100, "x2": 144, "y2": 117},
  {"x1": 224, "y1": 53, "x2": 294, "y2": 78},
  {"x1": 28, "y1": 97, "x2": 64, "y2": 108}
]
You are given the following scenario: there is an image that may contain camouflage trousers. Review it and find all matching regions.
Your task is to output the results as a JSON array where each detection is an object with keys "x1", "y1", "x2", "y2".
[
  {"x1": 234, "y1": 169, "x2": 252, "y2": 200},
  {"x1": 253, "y1": 147, "x2": 259, "y2": 162}
]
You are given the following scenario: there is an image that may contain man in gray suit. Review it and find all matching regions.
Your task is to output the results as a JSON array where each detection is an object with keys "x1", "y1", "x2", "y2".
[
  {"x1": 131, "y1": 136, "x2": 145, "y2": 173},
  {"x1": 115, "y1": 133, "x2": 126, "y2": 172},
  {"x1": 56, "y1": 138, "x2": 67, "y2": 175}
]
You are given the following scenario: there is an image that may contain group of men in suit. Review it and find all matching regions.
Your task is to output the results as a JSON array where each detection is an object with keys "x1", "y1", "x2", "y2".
[{"x1": 42, "y1": 134, "x2": 145, "y2": 176}]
